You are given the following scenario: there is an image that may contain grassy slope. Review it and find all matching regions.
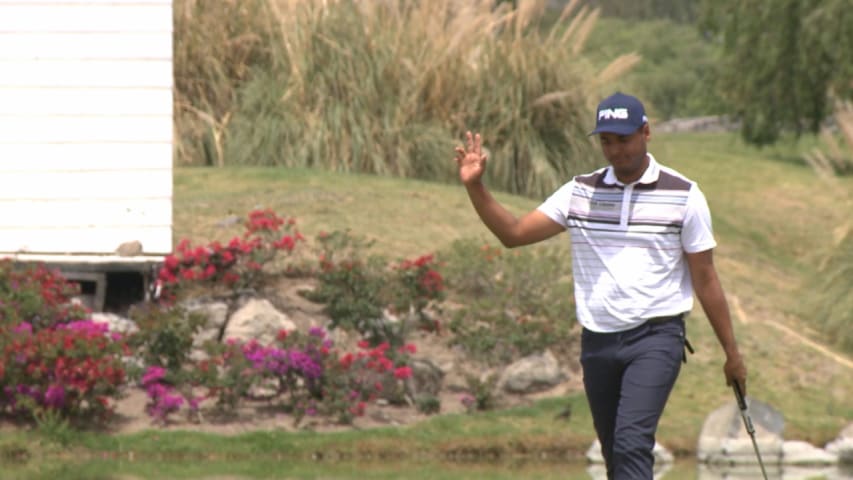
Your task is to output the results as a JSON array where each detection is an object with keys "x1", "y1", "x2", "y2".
[
  {"x1": 2, "y1": 133, "x2": 848, "y2": 477},
  {"x1": 169, "y1": 131, "x2": 852, "y2": 453}
]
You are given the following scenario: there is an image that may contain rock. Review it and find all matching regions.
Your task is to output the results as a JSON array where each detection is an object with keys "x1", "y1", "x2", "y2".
[
  {"x1": 782, "y1": 440, "x2": 837, "y2": 466},
  {"x1": 223, "y1": 298, "x2": 296, "y2": 345},
  {"x1": 826, "y1": 422, "x2": 853, "y2": 464},
  {"x1": 91, "y1": 312, "x2": 138, "y2": 335},
  {"x1": 407, "y1": 358, "x2": 444, "y2": 398},
  {"x1": 116, "y1": 240, "x2": 143, "y2": 256},
  {"x1": 698, "y1": 399, "x2": 785, "y2": 465},
  {"x1": 585, "y1": 439, "x2": 674, "y2": 465},
  {"x1": 184, "y1": 301, "x2": 229, "y2": 344},
  {"x1": 653, "y1": 115, "x2": 739, "y2": 134},
  {"x1": 216, "y1": 215, "x2": 241, "y2": 228},
  {"x1": 498, "y1": 349, "x2": 565, "y2": 394}
]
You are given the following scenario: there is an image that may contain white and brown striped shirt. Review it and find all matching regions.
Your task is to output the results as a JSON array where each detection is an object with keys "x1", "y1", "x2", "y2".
[{"x1": 537, "y1": 154, "x2": 716, "y2": 332}]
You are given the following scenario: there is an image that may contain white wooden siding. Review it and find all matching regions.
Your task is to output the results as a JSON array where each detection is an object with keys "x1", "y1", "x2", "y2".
[{"x1": 0, "y1": 0, "x2": 173, "y2": 256}]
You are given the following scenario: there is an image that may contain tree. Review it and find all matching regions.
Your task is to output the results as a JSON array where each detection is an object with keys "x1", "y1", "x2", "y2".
[
  {"x1": 584, "y1": 0, "x2": 700, "y2": 23},
  {"x1": 700, "y1": 0, "x2": 853, "y2": 145}
]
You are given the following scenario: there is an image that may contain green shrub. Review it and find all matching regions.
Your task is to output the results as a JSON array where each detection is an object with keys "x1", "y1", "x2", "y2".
[
  {"x1": 302, "y1": 230, "x2": 386, "y2": 335},
  {"x1": 303, "y1": 230, "x2": 444, "y2": 348},
  {"x1": 461, "y1": 373, "x2": 500, "y2": 413},
  {"x1": 415, "y1": 394, "x2": 442, "y2": 415},
  {"x1": 439, "y1": 239, "x2": 577, "y2": 365},
  {"x1": 127, "y1": 304, "x2": 207, "y2": 376}
]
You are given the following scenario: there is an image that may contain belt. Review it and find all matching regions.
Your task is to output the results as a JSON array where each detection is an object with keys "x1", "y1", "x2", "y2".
[
  {"x1": 645, "y1": 313, "x2": 694, "y2": 363},
  {"x1": 646, "y1": 313, "x2": 685, "y2": 324}
]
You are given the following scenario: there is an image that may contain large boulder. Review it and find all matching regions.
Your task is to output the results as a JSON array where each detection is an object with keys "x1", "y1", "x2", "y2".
[
  {"x1": 184, "y1": 301, "x2": 229, "y2": 346},
  {"x1": 782, "y1": 440, "x2": 838, "y2": 466},
  {"x1": 697, "y1": 398, "x2": 785, "y2": 466},
  {"x1": 497, "y1": 349, "x2": 566, "y2": 394},
  {"x1": 223, "y1": 298, "x2": 296, "y2": 345},
  {"x1": 826, "y1": 422, "x2": 853, "y2": 465}
]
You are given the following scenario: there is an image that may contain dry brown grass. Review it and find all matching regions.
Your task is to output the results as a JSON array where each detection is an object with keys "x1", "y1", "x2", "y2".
[{"x1": 174, "y1": 0, "x2": 640, "y2": 198}]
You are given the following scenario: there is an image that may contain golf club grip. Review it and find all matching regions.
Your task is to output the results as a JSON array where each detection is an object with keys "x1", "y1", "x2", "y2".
[{"x1": 732, "y1": 381, "x2": 747, "y2": 411}]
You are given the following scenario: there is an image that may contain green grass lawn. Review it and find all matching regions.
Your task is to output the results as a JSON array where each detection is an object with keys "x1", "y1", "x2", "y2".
[
  {"x1": 3, "y1": 132, "x2": 850, "y2": 472},
  {"x1": 171, "y1": 130, "x2": 852, "y2": 449}
]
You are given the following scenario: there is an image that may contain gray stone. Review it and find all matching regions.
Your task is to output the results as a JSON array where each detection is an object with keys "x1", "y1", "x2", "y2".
[
  {"x1": 498, "y1": 349, "x2": 565, "y2": 394},
  {"x1": 91, "y1": 312, "x2": 138, "y2": 335},
  {"x1": 782, "y1": 440, "x2": 837, "y2": 466},
  {"x1": 698, "y1": 399, "x2": 785, "y2": 465},
  {"x1": 586, "y1": 439, "x2": 674, "y2": 470},
  {"x1": 224, "y1": 298, "x2": 296, "y2": 345},
  {"x1": 407, "y1": 358, "x2": 444, "y2": 397},
  {"x1": 826, "y1": 423, "x2": 853, "y2": 465},
  {"x1": 116, "y1": 240, "x2": 143, "y2": 256},
  {"x1": 184, "y1": 301, "x2": 229, "y2": 349}
]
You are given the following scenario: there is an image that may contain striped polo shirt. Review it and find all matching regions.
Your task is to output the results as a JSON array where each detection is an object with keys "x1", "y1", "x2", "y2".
[{"x1": 537, "y1": 153, "x2": 716, "y2": 333}]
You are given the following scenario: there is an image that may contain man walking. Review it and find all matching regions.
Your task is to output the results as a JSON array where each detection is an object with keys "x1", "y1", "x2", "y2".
[{"x1": 454, "y1": 92, "x2": 748, "y2": 479}]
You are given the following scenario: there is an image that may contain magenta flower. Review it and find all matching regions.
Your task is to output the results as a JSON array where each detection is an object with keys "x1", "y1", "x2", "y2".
[
  {"x1": 141, "y1": 366, "x2": 167, "y2": 386},
  {"x1": 13, "y1": 322, "x2": 32, "y2": 334},
  {"x1": 44, "y1": 384, "x2": 66, "y2": 408}
]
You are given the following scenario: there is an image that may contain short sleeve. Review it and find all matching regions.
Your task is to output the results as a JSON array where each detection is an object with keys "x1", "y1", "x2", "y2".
[
  {"x1": 536, "y1": 180, "x2": 575, "y2": 229},
  {"x1": 682, "y1": 184, "x2": 717, "y2": 253}
]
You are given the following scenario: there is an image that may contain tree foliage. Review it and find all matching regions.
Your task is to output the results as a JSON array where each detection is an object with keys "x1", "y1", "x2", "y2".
[
  {"x1": 582, "y1": 0, "x2": 700, "y2": 23},
  {"x1": 700, "y1": 0, "x2": 853, "y2": 145}
]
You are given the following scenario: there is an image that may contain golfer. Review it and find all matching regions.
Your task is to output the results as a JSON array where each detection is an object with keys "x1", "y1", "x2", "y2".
[{"x1": 454, "y1": 92, "x2": 748, "y2": 479}]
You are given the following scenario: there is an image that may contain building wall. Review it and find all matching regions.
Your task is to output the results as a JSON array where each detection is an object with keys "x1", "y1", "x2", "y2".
[{"x1": 0, "y1": 0, "x2": 173, "y2": 255}]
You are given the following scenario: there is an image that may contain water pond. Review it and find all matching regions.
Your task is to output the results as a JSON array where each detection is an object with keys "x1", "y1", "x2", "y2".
[{"x1": 1, "y1": 459, "x2": 849, "y2": 480}]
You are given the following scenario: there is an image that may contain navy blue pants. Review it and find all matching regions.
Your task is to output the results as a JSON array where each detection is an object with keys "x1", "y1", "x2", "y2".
[{"x1": 581, "y1": 315, "x2": 685, "y2": 480}]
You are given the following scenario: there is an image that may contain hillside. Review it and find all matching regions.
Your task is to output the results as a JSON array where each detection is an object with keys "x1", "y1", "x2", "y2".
[{"x1": 173, "y1": 131, "x2": 852, "y2": 448}]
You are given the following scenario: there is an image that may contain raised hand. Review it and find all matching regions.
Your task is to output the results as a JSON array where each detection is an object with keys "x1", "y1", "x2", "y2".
[{"x1": 454, "y1": 131, "x2": 488, "y2": 186}]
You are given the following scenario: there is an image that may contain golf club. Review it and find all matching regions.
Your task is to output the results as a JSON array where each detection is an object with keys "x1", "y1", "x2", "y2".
[{"x1": 732, "y1": 381, "x2": 770, "y2": 480}]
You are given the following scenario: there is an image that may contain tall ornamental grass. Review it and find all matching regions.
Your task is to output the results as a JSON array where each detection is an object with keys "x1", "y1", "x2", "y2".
[
  {"x1": 808, "y1": 228, "x2": 853, "y2": 354},
  {"x1": 175, "y1": 0, "x2": 638, "y2": 198},
  {"x1": 174, "y1": 0, "x2": 281, "y2": 167}
]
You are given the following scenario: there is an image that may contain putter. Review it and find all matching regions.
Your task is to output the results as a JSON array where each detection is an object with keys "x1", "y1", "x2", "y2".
[{"x1": 732, "y1": 381, "x2": 770, "y2": 480}]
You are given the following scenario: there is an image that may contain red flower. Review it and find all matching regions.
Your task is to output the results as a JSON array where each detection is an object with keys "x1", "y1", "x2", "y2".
[
  {"x1": 273, "y1": 235, "x2": 296, "y2": 251},
  {"x1": 394, "y1": 366, "x2": 413, "y2": 380},
  {"x1": 164, "y1": 255, "x2": 179, "y2": 270},
  {"x1": 339, "y1": 353, "x2": 355, "y2": 369}
]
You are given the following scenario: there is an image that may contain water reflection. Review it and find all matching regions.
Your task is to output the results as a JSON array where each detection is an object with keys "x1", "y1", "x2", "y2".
[
  {"x1": 2, "y1": 459, "x2": 850, "y2": 479},
  {"x1": 696, "y1": 462, "x2": 852, "y2": 480}
]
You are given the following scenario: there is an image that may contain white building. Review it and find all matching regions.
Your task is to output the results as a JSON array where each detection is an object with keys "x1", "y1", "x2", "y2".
[{"x1": 0, "y1": 0, "x2": 173, "y2": 310}]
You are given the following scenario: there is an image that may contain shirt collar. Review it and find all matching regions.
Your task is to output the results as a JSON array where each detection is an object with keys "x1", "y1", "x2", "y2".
[{"x1": 602, "y1": 153, "x2": 660, "y2": 186}]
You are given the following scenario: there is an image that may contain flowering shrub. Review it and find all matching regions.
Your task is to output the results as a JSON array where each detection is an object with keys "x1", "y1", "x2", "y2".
[
  {"x1": 151, "y1": 327, "x2": 417, "y2": 426},
  {"x1": 390, "y1": 254, "x2": 445, "y2": 332},
  {"x1": 306, "y1": 230, "x2": 444, "y2": 346},
  {"x1": 0, "y1": 209, "x2": 450, "y2": 429},
  {"x1": 140, "y1": 366, "x2": 196, "y2": 424},
  {"x1": 305, "y1": 230, "x2": 385, "y2": 334},
  {"x1": 127, "y1": 304, "x2": 206, "y2": 374},
  {"x1": 0, "y1": 320, "x2": 127, "y2": 423},
  {"x1": 0, "y1": 260, "x2": 88, "y2": 330},
  {"x1": 156, "y1": 209, "x2": 304, "y2": 302},
  {"x1": 440, "y1": 239, "x2": 576, "y2": 365}
]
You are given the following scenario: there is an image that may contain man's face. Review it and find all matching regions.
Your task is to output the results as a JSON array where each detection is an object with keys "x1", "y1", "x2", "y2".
[{"x1": 597, "y1": 124, "x2": 650, "y2": 183}]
